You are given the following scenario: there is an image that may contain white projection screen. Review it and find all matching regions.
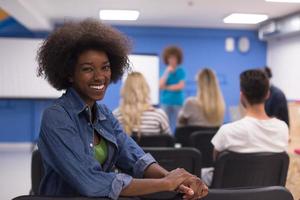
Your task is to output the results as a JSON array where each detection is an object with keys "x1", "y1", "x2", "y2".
[
  {"x1": 125, "y1": 55, "x2": 159, "y2": 105},
  {"x1": 0, "y1": 38, "x2": 159, "y2": 104}
]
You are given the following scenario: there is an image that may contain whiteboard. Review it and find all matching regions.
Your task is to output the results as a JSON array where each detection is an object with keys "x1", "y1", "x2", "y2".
[
  {"x1": 267, "y1": 35, "x2": 300, "y2": 100},
  {"x1": 0, "y1": 38, "x2": 62, "y2": 98},
  {"x1": 124, "y1": 55, "x2": 159, "y2": 105},
  {"x1": 0, "y1": 38, "x2": 159, "y2": 102}
]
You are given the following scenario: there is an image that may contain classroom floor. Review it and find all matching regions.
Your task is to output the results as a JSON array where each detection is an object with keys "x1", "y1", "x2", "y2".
[
  {"x1": 0, "y1": 146, "x2": 31, "y2": 200},
  {"x1": 286, "y1": 102, "x2": 300, "y2": 200}
]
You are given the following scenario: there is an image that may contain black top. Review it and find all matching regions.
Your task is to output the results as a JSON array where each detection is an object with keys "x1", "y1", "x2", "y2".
[{"x1": 265, "y1": 85, "x2": 289, "y2": 127}]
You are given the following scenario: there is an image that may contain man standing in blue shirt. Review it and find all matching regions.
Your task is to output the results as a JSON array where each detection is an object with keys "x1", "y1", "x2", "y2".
[{"x1": 160, "y1": 46, "x2": 186, "y2": 133}]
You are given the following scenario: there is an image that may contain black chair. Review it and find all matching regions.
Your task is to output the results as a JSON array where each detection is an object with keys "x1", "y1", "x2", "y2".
[
  {"x1": 189, "y1": 130, "x2": 217, "y2": 167},
  {"x1": 174, "y1": 126, "x2": 219, "y2": 146},
  {"x1": 202, "y1": 186, "x2": 293, "y2": 200},
  {"x1": 135, "y1": 134, "x2": 175, "y2": 147},
  {"x1": 211, "y1": 151, "x2": 289, "y2": 188},
  {"x1": 13, "y1": 192, "x2": 181, "y2": 200},
  {"x1": 143, "y1": 147, "x2": 202, "y2": 177},
  {"x1": 31, "y1": 150, "x2": 44, "y2": 195},
  {"x1": 13, "y1": 196, "x2": 137, "y2": 200}
]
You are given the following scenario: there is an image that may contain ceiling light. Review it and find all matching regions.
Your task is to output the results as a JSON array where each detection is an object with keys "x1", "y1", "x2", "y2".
[
  {"x1": 99, "y1": 10, "x2": 139, "y2": 21},
  {"x1": 223, "y1": 13, "x2": 269, "y2": 24},
  {"x1": 265, "y1": 0, "x2": 300, "y2": 3}
]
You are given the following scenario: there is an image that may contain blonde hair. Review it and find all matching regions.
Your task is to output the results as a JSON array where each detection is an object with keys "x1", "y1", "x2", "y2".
[
  {"x1": 119, "y1": 72, "x2": 151, "y2": 136},
  {"x1": 197, "y1": 68, "x2": 225, "y2": 125}
]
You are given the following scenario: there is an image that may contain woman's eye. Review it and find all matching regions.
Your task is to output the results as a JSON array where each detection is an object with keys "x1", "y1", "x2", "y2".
[
  {"x1": 103, "y1": 65, "x2": 111, "y2": 71},
  {"x1": 82, "y1": 66, "x2": 93, "y2": 72}
]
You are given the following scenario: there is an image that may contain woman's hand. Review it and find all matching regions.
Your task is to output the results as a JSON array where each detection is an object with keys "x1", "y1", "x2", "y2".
[
  {"x1": 166, "y1": 66, "x2": 175, "y2": 73},
  {"x1": 177, "y1": 175, "x2": 209, "y2": 200},
  {"x1": 162, "y1": 168, "x2": 192, "y2": 191}
]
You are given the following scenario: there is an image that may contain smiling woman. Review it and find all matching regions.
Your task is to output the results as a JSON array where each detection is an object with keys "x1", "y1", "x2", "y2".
[{"x1": 36, "y1": 19, "x2": 208, "y2": 200}]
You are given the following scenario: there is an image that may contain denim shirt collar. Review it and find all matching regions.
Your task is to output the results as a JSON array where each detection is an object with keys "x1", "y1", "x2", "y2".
[{"x1": 63, "y1": 87, "x2": 107, "y2": 121}]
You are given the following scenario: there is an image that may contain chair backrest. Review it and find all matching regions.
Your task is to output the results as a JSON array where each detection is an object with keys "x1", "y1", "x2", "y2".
[
  {"x1": 143, "y1": 147, "x2": 202, "y2": 177},
  {"x1": 31, "y1": 149, "x2": 44, "y2": 195},
  {"x1": 13, "y1": 192, "x2": 181, "y2": 200},
  {"x1": 211, "y1": 151, "x2": 289, "y2": 188},
  {"x1": 189, "y1": 130, "x2": 217, "y2": 167},
  {"x1": 13, "y1": 196, "x2": 137, "y2": 200},
  {"x1": 136, "y1": 134, "x2": 175, "y2": 147},
  {"x1": 202, "y1": 186, "x2": 293, "y2": 200},
  {"x1": 174, "y1": 126, "x2": 219, "y2": 146}
]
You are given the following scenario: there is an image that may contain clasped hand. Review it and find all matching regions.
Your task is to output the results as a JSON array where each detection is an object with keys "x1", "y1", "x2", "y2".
[{"x1": 163, "y1": 168, "x2": 208, "y2": 200}]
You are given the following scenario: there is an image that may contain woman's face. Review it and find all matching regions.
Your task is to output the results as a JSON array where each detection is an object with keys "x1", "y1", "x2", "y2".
[
  {"x1": 167, "y1": 55, "x2": 178, "y2": 67},
  {"x1": 70, "y1": 50, "x2": 111, "y2": 107}
]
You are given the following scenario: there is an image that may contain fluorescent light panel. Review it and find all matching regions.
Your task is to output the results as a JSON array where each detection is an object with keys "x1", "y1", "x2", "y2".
[
  {"x1": 224, "y1": 13, "x2": 269, "y2": 24},
  {"x1": 265, "y1": 0, "x2": 300, "y2": 3},
  {"x1": 99, "y1": 10, "x2": 139, "y2": 21}
]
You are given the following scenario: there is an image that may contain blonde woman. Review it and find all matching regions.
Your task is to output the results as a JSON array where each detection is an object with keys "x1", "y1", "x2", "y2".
[
  {"x1": 178, "y1": 68, "x2": 225, "y2": 127},
  {"x1": 114, "y1": 72, "x2": 171, "y2": 137}
]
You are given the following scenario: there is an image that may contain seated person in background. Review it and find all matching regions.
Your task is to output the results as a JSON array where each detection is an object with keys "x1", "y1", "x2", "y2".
[
  {"x1": 114, "y1": 72, "x2": 171, "y2": 137},
  {"x1": 264, "y1": 66, "x2": 290, "y2": 128},
  {"x1": 37, "y1": 19, "x2": 208, "y2": 200},
  {"x1": 178, "y1": 68, "x2": 225, "y2": 127},
  {"x1": 203, "y1": 69, "x2": 289, "y2": 186}
]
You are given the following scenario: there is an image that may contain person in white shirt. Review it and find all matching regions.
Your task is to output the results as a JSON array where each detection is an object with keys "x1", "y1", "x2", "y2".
[{"x1": 203, "y1": 69, "x2": 289, "y2": 186}]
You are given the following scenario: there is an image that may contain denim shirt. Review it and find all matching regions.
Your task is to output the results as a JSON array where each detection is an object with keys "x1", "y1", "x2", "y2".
[{"x1": 37, "y1": 88, "x2": 156, "y2": 200}]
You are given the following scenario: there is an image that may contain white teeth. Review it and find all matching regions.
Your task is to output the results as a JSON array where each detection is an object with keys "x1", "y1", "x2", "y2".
[{"x1": 90, "y1": 85, "x2": 105, "y2": 90}]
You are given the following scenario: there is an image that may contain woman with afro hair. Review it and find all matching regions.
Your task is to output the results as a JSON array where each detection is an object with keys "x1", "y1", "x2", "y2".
[
  {"x1": 37, "y1": 19, "x2": 208, "y2": 200},
  {"x1": 159, "y1": 46, "x2": 186, "y2": 133}
]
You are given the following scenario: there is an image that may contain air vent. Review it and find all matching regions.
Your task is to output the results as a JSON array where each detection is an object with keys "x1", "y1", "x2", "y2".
[{"x1": 258, "y1": 12, "x2": 300, "y2": 41}]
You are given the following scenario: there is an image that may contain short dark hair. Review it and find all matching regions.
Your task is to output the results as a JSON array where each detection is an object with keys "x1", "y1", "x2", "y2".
[
  {"x1": 240, "y1": 69, "x2": 270, "y2": 105},
  {"x1": 264, "y1": 66, "x2": 272, "y2": 79},
  {"x1": 37, "y1": 19, "x2": 131, "y2": 90},
  {"x1": 162, "y1": 46, "x2": 183, "y2": 65}
]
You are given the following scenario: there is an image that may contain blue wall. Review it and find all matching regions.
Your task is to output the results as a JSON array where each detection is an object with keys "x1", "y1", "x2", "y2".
[{"x1": 0, "y1": 22, "x2": 267, "y2": 142}]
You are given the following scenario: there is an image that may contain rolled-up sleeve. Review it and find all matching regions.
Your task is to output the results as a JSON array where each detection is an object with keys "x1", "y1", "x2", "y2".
[
  {"x1": 110, "y1": 173, "x2": 132, "y2": 199},
  {"x1": 106, "y1": 106, "x2": 156, "y2": 178},
  {"x1": 38, "y1": 106, "x2": 133, "y2": 200}
]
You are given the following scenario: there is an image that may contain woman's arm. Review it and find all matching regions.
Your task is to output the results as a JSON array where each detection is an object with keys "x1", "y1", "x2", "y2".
[
  {"x1": 143, "y1": 163, "x2": 169, "y2": 178},
  {"x1": 165, "y1": 80, "x2": 185, "y2": 91},
  {"x1": 159, "y1": 70, "x2": 170, "y2": 89},
  {"x1": 120, "y1": 168, "x2": 190, "y2": 196}
]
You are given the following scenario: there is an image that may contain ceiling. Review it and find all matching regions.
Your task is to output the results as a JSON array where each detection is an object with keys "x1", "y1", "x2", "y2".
[{"x1": 1, "y1": 0, "x2": 300, "y2": 31}]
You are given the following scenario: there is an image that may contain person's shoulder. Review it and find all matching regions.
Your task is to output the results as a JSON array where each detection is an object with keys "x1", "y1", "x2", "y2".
[
  {"x1": 271, "y1": 85, "x2": 286, "y2": 98},
  {"x1": 153, "y1": 107, "x2": 167, "y2": 116},
  {"x1": 42, "y1": 103, "x2": 68, "y2": 120},
  {"x1": 175, "y1": 67, "x2": 185, "y2": 75},
  {"x1": 40, "y1": 104, "x2": 75, "y2": 136},
  {"x1": 186, "y1": 96, "x2": 197, "y2": 102},
  {"x1": 218, "y1": 117, "x2": 248, "y2": 133},
  {"x1": 270, "y1": 117, "x2": 289, "y2": 130},
  {"x1": 184, "y1": 96, "x2": 198, "y2": 105}
]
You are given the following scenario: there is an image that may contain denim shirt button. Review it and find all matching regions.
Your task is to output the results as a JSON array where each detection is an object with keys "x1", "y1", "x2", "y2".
[{"x1": 90, "y1": 143, "x2": 93, "y2": 148}]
